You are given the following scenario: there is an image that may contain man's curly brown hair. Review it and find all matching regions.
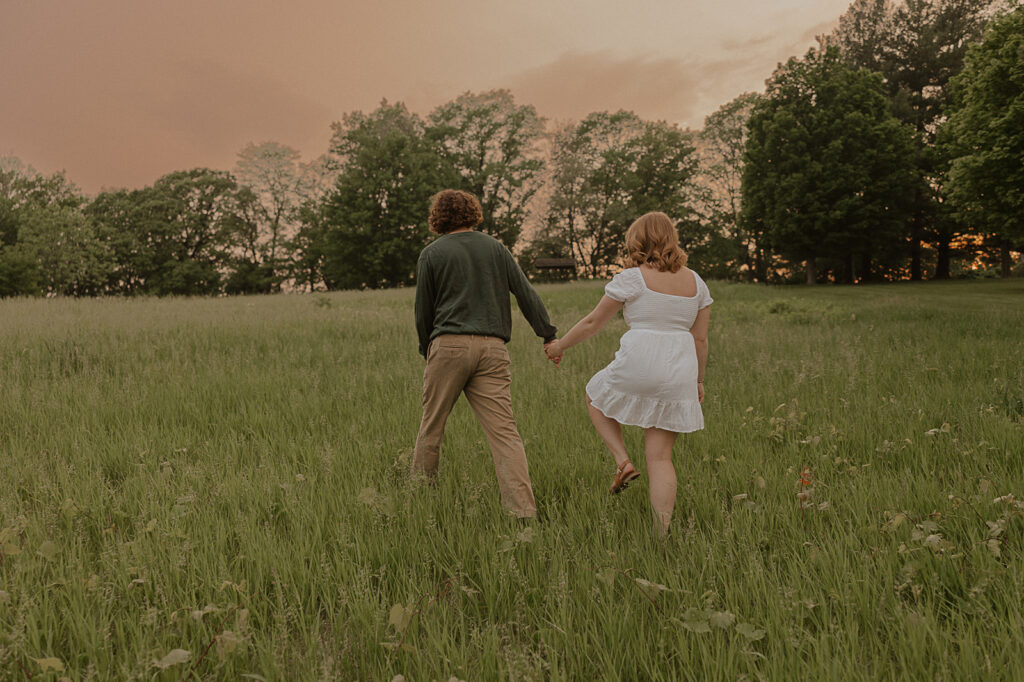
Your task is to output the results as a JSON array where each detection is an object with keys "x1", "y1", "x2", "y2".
[{"x1": 429, "y1": 189, "x2": 483, "y2": 234}]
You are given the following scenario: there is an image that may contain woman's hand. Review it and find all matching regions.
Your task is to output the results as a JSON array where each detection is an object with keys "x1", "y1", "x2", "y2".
[
  {"x1": 544, "y1": 339, "x2": 563, "y2": 366},
  {"x1": 697, "y1": 381, "x2": 704, "y2": 404}
]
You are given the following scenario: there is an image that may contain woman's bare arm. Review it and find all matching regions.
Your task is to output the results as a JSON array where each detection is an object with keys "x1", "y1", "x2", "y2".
[
  {"x1": 546, "y1": 296, "x2": 623, "y2": 362},
  {"x1": 690, "y1": 307, "x2": 710, "y2": 401}
]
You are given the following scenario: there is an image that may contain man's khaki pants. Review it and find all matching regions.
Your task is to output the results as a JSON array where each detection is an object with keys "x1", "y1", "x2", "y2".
[{"x1": 413, "y1": 334, "x2": 537, "y2": 518}]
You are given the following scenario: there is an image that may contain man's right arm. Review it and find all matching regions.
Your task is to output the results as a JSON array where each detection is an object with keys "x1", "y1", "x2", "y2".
[{"x1": 414, "y1": 252, "x2": 435, "y2": 358}]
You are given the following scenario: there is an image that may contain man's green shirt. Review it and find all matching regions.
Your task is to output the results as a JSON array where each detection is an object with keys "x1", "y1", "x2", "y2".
[{"x1": 415, "y1": 231, "x2": 557, "y2": 357}]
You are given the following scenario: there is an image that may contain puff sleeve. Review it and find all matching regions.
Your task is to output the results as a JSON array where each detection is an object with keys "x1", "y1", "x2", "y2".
[
  {"x1": 604, "y1": 268, "x2": 643, "y2": 303},
  {"x1": 695, "y1": 272, "x2": 713, "y2": 309}
]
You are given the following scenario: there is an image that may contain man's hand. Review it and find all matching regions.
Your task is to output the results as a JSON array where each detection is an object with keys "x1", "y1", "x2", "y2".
[{"x1": 544, "y1": 339, "x2": 563, "y2": 366}]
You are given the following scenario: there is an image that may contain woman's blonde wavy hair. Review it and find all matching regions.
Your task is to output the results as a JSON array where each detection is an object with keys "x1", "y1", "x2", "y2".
[{"x1": 624, "y1": 212, "x2": 687, "y2": 272}]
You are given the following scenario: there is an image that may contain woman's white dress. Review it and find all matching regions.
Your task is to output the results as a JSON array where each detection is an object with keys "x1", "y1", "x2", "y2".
[{"x1": 586, "y1": 267, "x2": 713, "y2": 433}]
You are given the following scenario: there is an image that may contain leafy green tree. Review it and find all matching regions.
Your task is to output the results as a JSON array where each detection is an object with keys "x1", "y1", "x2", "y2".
[
  {"x1": 145, "y1": 168, "x2": 240, "y2": 295},
  {"x1": 823, "y1": 0, "x2": 893, "y2": 73},
  {"x1": 428, "y1": 90, "x2": 545, "y2": 249},
  {"x1": 943, "y1": 6, "x2": 1024, "y2": 277},
  {"x1": 0, "y1": 165, "x2": 95, "y2": 296},
  {"x1": 286, "y1": 154, "x2": 337, "y2": 291},
  {"x1": 220, "y1": 186, "x2": 280, "y2": 294},
  {"x1": 542, "y1": 112, "x2": 699, "y2": 277},
  {"x1": 528, "y1": 121, "x2": 587, "y2": 274},
  {"x1": 89, "y1": 169, "x2": 240, "y2": 295},
  {"x1": 15, "y1": 204, "x2": 112, "y2": 296},
  {"x1": 85, "y1": 189, "x2": 148, "y2": 294},
  {"x1": 321, "y1": 101, "x2": 458, "y2": 289},
  {"x1": 743, "y1": 47, "x2": 919, "y2": 284},
  {"x1": 826, "y1": 0, "x2": 1001, "y2": 279},
  {"x1": 696, "y1": 92, "x2": 764, "y2": 280}
]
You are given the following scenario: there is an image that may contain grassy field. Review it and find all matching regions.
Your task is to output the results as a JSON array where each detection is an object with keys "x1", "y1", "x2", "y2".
[{"x1": 1, "y1": 278, "x2": 1022, "y2": 680}]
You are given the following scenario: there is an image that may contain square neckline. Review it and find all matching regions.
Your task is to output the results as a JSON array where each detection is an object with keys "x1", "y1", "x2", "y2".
[{"x1": 635, "y1": 267, "x2": 699, "y2": 300}]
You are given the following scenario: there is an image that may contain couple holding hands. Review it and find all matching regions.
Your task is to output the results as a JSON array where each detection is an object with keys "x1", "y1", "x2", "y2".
[{"x1": 413, "y1": 190, "x2": 712, "y2": 537}]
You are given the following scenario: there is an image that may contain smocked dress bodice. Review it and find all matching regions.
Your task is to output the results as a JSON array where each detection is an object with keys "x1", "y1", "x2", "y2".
[{"x1": 585, "y1": 267, "x2": 713, "y2": 433}]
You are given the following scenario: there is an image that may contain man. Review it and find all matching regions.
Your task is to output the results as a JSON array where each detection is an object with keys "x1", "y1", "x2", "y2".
[{"x1": 413, "y1": 189, "x2": 557, "y2": 518}]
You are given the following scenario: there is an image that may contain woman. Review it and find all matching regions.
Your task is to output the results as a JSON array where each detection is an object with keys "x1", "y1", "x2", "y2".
[{"x1": 545, "y1": 212, "x2": 712, "y2": 536}]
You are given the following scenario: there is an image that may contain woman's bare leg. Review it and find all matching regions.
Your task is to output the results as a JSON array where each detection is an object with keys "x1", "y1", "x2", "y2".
[
  {"x1": 644, "y1": 427, "x2": 678, "y2": 537},
  {"x1": 586, "y1": 396, "x2": 629, "y2": 467}
]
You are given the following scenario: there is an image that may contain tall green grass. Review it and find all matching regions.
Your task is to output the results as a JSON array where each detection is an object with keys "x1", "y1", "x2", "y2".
[{"x1": 1, "y1": 279, "x2": 1022, "y2": 680}]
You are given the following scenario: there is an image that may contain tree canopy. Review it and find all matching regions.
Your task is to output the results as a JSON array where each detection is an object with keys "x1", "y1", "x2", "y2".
[
  {"x1": 743, "y1": 47, "x2": 919, "y2": 283},
  {"x1": 943, "y1": 7, "x2": 1024, "y2": 275}
]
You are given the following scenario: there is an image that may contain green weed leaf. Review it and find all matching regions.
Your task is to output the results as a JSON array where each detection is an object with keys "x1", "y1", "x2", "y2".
[
  {"x1": 735, "y1": 623, "x2": 766, "y2": 640},
  {"x1": 33, "y1": 657, "x2": 64, "y2": 672},
  {"x1": 683, "y1": 619, "x2": 711, "y2": 633},
  {"x1": 381, "y1": 641, "x2": 416, "y2": 654},
  {"x1": 216, "y1": 630, "x2": 243, "y2": 657},
  {"x1": 709, "y1": 611, "x2": 736, "y2": 629},
  {"x1": 389, "y1": 603, "x2": 414, "y2": 631},
  {"x1": 154, "y1": 648, "x2": 191, "y2": 669},
  {"x1": 191, "y1": 604, "x2": 218, "y2": 621},
  {"x1": 681, "y1": 607, "x2": 711, "y2": 632},
  {"x1": 37, "y1": 540, "x2": 58, "y2": 561},
  {"x1": 634, "y1": 578, "x2": 669, "y2": 600}
]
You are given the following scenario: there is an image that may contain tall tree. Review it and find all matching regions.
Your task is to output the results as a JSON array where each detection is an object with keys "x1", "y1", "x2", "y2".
[
  {"x1": 827, "y1": 0, "x2": 1001, "y2": 279},
  {"x1": 321, "y1": 101, "x2": 457, "y2": 289},
  {"x1": 88, "y1": 169, "x2": 240, "y2": 296},
  {"x1": 15, "y1": 204, "x2": 112, "y2": 296},
  {"x1": 541, "y1": 112, "x2": 698, "y2": 277},
  {"x1": 943, "y1": 6, "x2": 1024, "y2": 277},
  {"x1": 696, "y1": 92, "x2": 764, "y2": 280},
  {"x1": 0, "y1": 166, "x2": 91, "y2": 296},
  {"x1": 85, "y1": 189, "x2": 148, "y2": 294},
  {"x1": 743, "y1": 47, "x2": 919, "y2": 284},
  {"x1": 547, "y1": 112, "x2": 640, "y2": 277},
  {"x1": 288, "y1": 154, "x2": 338, "y2": 292},
  {"x1": 233, "y1": 141, "x2": 309, "y2": 290},
  {"x1": 428, "y1": 90, "x2": 545, "y2": 249}
]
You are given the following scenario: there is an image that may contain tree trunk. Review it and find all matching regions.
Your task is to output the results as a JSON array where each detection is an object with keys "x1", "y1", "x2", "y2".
[
  {"x1": 910, "y1": 218, "x2": 923, "y2": 281},
  {"x1": 860, "y1": 253, "x2": 872, "y2": 283},
  {"x1": 846, "y1": 253, "x2": 856, "y2": 284},
  {"x1": 934, "y1": 239, "x2": 951, "y2": 279},
  {"x1": 805, "y1": 258, "x2": 817, "y2": 285},
  {"x1": 1001, "y1": 239, "x2": 1012, "y2": 278}
]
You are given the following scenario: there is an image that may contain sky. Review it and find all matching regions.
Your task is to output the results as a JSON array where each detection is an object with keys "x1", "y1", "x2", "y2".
[{"x1": 0, "y1": 0, "x2": 852, "y2": 194}]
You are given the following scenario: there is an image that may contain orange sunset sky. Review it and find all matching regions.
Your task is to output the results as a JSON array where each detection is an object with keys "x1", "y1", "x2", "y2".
[{"x1": 1, "y1": 0, "x2": 852, "y2": 194}]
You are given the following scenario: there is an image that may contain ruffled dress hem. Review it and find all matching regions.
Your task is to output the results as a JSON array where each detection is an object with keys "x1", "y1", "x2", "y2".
[{"x1": 586, "y1": 373, "x2": 704, "y2": 434}]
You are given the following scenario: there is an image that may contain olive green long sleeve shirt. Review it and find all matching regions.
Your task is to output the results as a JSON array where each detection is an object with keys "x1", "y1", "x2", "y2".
[{"x1": 415, "y1": 231, "x2": 557, "y2": 357}]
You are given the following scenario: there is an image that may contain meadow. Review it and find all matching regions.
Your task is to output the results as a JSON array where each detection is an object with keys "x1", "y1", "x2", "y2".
[{"x1": 1, "y1": 278, "x2": 1022, "y2": 681}]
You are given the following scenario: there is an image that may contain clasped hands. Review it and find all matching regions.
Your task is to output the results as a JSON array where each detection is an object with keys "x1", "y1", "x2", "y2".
[{"x1": 543, "y1": 339, "x2": 563, "y2": 366}]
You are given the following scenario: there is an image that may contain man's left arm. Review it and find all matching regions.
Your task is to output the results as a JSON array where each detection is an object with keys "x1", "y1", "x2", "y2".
[{"x1": 504, "y1": 249, "x2": 557, "y2": 343}]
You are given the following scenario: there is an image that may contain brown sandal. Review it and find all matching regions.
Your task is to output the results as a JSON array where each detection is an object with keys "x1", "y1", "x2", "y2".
[{"x1": 609, "y1": 459, "x2": 640, "y2": 494}]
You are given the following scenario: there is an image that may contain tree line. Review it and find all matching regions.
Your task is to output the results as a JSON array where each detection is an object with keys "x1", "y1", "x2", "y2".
[{"x1": 1, "y1": 1, "x2": 1021, "y2": 297}]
